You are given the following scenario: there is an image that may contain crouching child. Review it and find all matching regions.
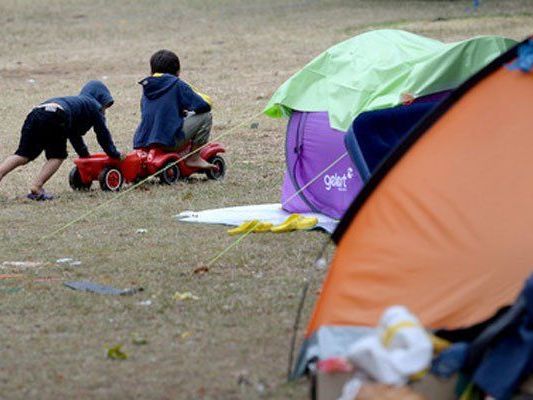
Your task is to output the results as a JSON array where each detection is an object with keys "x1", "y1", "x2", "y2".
[{"x1": 0, "y1": 80, "x2": 124, "y2": 199}]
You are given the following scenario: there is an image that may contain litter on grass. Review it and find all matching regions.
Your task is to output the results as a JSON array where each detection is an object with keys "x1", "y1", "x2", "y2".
[
  {"x1": 132, "y1": 335, "x2": 148, "y2": 345},
  {"x1": 107, "y1": 344, "x2": 128, "y2": 360},
  {"x1": 2, "y1": 261, "x2": 46, "y2": 269},
  {"x1": 193, "y1": 266, "x2": 209, "y2": 275},
  {"x1": 64, "y1": 281, "x2": 143, "y2": 296},
  {"x1": 180, "y1": 331, "x2": 192, "y2": 339},
  {"x1": 56, "y1": 258, "x2": 82, "y2": 266},
  {"x1": 174, "y1": 291, "x2": 199, "y2": 301}
]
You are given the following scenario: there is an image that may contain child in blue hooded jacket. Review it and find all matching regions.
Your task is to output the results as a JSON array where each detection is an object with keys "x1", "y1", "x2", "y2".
[
  {"x1": 0, "y1": 80, "x2": 123, "y2": 199},
  {"x1": 133, "y1": 49, "x2": 215, "y2": 169}
]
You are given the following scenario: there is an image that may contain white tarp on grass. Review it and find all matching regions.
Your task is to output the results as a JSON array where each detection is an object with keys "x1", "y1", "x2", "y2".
[{"x1": 175, "y1": 203, "x2": 338, "y2": 233}]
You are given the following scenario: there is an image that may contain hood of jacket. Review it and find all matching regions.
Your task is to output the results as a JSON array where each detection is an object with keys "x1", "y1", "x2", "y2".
[
  {"x1": 80, "y1": 80, "x2": 114, "y2": 108},
  {"x1": 139, "y1": 73, "x2": 179, "y2": 100}
]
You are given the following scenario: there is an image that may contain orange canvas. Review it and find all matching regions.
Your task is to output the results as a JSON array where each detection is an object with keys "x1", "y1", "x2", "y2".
[{"x1": 307, "y1": 50, "x2": 533, "y2": 337}]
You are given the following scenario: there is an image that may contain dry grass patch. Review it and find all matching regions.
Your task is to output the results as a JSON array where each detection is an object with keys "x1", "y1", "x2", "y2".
[{"x1": 0, "y1": 1, "x2": 531, "y2": 398}]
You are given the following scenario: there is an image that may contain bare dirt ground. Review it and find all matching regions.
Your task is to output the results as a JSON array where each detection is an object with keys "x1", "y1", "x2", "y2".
[{"x1": 0, "y1": 1, "x2": 532, "y2": 398}]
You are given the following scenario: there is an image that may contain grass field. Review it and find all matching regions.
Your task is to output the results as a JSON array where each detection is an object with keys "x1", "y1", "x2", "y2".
[{"x1": 0, "y1": 1, "x2": 532, "y2": 398}]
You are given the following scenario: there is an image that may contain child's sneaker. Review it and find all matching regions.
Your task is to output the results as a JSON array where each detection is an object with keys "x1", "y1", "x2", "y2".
[{"x1": 26, "y1": 191, "x2": 55, "y2": 201}]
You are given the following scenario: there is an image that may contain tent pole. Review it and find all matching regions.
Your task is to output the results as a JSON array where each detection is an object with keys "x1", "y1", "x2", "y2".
[{"x1": 288, "y1": 281, "x2": 309, "y2": 382}]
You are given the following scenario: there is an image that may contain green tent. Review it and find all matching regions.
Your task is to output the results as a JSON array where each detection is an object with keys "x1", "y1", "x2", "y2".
[{"x1": 264, "y1": 29, "x2": 516, "y2": 131}]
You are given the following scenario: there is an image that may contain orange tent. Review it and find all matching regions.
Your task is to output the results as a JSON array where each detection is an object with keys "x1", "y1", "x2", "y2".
[{"x1": 295, "y1": 38, "x2": 533, "y2": 376}]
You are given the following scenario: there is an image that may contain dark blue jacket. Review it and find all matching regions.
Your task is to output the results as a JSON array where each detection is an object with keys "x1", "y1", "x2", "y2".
[
  {"x1": 432, "y1": 274, "x2": 533, "y2": 400},
  {"x1": 345, "y1": 102, "x2": 440, "y2": 181},
  {"x1": 47, "y1": 80, "x2": 121, "y2": 158},
  {"x1": 469, "y1": 275, "x2": 533, "y2": 399},
  {"x1": 133, "y1": 74, "x2": 211, "y2": 149}
]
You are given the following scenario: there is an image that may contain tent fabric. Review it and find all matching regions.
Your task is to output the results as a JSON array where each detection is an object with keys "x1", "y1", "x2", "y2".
[
  {"x1": 281, "y1": 111, "x2": 363, "y2": 219},
  {"x1": 295, "y1": 39, "x2": 533, "y2": 376},
  {"x1": 272, "y1": 30, "x2": 514, "y2": 220},
  {"x1": 344, "y1": 101, "x2": 441, "y2": 181},
  {"x1": 283, "y1": 96, "x2": 448, "y2": 219},
  {"x1": 264, "y1": 29, "x2": 516, "y2": 131}
]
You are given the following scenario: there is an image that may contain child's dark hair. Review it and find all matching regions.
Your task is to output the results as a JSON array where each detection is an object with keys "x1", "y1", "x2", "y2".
[{"x1": 150, "y1": 49, "x2": 181, "y2": 75}]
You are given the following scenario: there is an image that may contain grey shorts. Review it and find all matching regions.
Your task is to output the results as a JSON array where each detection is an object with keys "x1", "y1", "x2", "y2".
[{"x1": 176, "y1": 112, "x2": 212, "y2": 148}]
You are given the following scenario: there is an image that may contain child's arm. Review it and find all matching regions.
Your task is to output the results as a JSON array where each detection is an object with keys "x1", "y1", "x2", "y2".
[
  {"x1": 69, "y1": 135, "x2": 90, "y2": 158},
  {"x1": 178, "y1": 81, "x2": 211, "y2": 114},
  {"x1": 187, "y1": 83, "x2": 212, "y2": 106},
  {"x1": 92, "y1": 111, "x2": 122, "y2": 159}
]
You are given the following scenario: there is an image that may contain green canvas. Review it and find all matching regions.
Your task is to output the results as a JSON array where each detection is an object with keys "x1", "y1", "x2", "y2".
[{"x1": 264, "y1": 29, "x2": 516, "y2": 131}]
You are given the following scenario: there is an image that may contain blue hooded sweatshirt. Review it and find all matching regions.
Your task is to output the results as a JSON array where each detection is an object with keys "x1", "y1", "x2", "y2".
[
  {"x1": 46, "y1": 80, "x2": 121, "y2": 158},
  {"x1": 133, "y1": 74, "x2": 210, "y2": 149}
]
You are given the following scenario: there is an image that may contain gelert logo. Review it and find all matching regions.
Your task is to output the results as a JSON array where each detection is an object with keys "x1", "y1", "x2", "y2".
[{"x1": 324, "y1": 167, "x2": 354, "y2": 192}]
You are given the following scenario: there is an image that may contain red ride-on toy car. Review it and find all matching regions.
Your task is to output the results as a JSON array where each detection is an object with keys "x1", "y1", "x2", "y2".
[{"x1": 69, "y1": 142, "x2": 226, "y2": 191}]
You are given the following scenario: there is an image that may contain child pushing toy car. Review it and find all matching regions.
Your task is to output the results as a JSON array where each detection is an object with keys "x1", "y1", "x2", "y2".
[
  {"x1": 69, "y1": 51, "x2": 226, "y2": 192},
  {"x1": 0, "y1": 80, "x2": 124, "y2": 200},
  {"x1": 133, "y1": 49, "x2": 216, "y2": 170}
]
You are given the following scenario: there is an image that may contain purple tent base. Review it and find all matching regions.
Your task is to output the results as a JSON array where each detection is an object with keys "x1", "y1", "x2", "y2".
[{"x1": 281, "y1": 111, "x2": 363, "y2": 220}]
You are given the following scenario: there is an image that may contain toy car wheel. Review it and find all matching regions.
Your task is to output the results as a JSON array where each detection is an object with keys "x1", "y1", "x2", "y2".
[
  {"x1": 98, "y1": 167, "x2": 123, "y2": 191},
  {"x1": 206, "y1": 156, "x2": 226, "y2": 180},
  {"x1": 69, "y1": 166, "x2": 92, "y2": 191},
  {"x1": 159, "y1": 162, "x2": 180, "y2": 185}
]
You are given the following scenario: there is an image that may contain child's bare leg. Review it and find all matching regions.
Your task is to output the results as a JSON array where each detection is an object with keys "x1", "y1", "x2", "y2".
[
  {"x1": 185, "y1": 146, "x2": 216, "y2": 169},
  {"x1": 0, "y1": 155, "x2": 29, "y2": 183},
  {"x1": 30, "y1": 158, "x2": 63, "y2": 194},
  {"x1": 182, "y1": 112, "x2": 215, "y2": 169}
]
